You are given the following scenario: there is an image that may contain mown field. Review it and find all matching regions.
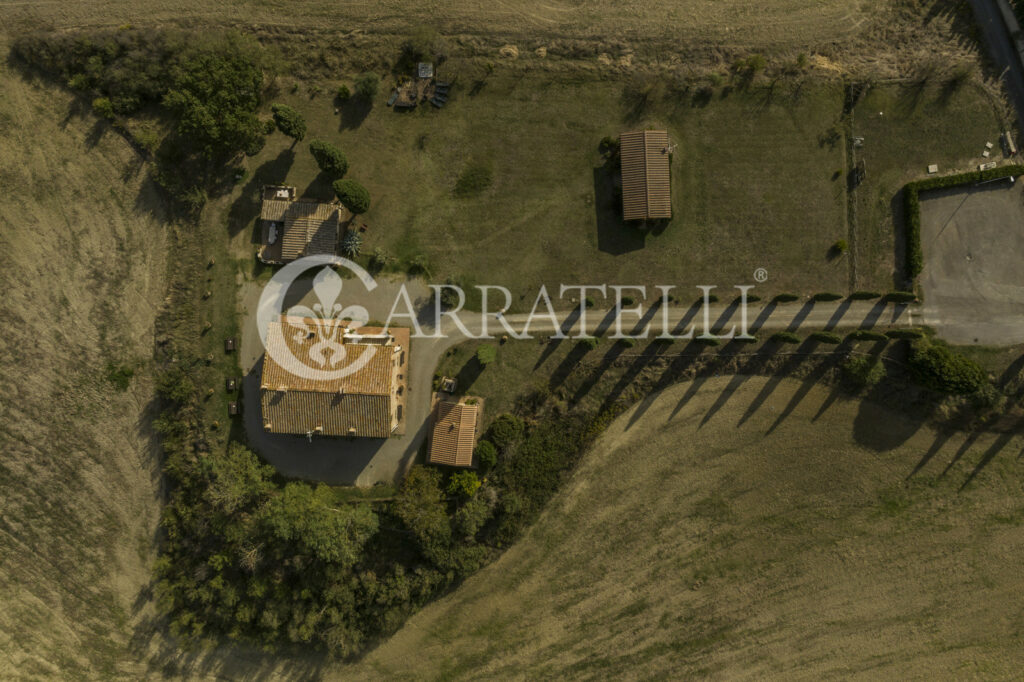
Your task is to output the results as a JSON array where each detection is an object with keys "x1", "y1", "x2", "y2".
[
  {"x1": 0, "y1": 45, "x2": 167, "y2": 677},
  {"x1": 345, "y1": 376, "x2": 1024, "y2": 680}
]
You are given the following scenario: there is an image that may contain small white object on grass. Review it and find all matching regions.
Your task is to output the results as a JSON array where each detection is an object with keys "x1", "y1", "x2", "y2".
[
  {"x1": 927, "y1": 164, "x2": 938, "y2": 174},
  {"x1": 983, "y1": 150, "x2": 991, "y2": 158},
  {"x1": 986, "y1": 141, "x2": 994, "y2": 149}
]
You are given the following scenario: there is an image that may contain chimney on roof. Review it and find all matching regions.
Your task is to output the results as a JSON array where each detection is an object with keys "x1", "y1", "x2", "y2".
[
  {"x1": 348, "y1": 427, "x2": 356, "y2": 436},
  {"x1": 263, "y1": 422, "x2": 272, "y2": 430}
]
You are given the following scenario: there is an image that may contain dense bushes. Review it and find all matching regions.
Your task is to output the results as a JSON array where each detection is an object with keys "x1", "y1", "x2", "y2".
[
  {"x1": 812, "y1": 292, "x2": 843, "y2": 302},
  {"x1": 770, "y1": 331, "x2": 801, "y2": 344},
  {"x1": 333, "y1": 179, "x2": 371, "y2": 214},
  {"x1": 907, "y1": 338, "x2": 987, "y2": 394},
  {"x1": 809, "y1": 331, "x2": 842, "y2": 344},
  {"x1": 850, "y1": 290, "x2": 882, "y2": 300},
  {"x1": 772, "y1": 293, "x2": 799, "y2": 303},
  {"x1": 901, "y1": 165, "x2": 1024, "y2": 287},
  {"x1": 847, "y1": 329, "x2": 888, "y2": 342},
  {"x1": 13, "y1": 28, "x2": 270, "y2": 206}
]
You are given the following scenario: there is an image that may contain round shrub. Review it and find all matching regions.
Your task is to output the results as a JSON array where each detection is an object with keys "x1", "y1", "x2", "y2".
[
  {"x1": 447, "y1": 470, "x2": 481, "y2": 499},
  {"x1": 310, "y1": 139, "x2": 349, "y2": 177},
  {"x1": 695, "y1": 336, "x2": 721, "y2": 346},
  {"x1": 336, "y1": 84, "x2": 351, "y2": 102},
  {"x1": 578, "y1": 336, "x2": 600, "y2": 351},
  {"x1": 487, "y1": 414, "x2": 525, "y2": 451},
  {"x1": 270, "y1": 103, "x2": 306, "y2": 142},
  {"x1": 333, "y1": 179, "x2": 371, "y2": 214},
  {"x1": 475, "y1": 440, "x2": 498, "y2": 472},
  {"x1": 907, "y1": 338, "x2": 986, "y2": 394},
  {"x1": 354, "y1": 72, "x2": 380, "y2": 99}
]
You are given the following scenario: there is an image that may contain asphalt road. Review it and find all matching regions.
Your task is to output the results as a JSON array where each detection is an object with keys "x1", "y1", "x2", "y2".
[{"x1": 240, "y1": 277, "x2": 914, "y2": 485}]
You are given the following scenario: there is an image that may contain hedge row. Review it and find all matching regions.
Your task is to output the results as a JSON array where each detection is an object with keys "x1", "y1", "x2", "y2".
[{"x1": 902, "y1": 165, "x2": 1024, "y2": 287}]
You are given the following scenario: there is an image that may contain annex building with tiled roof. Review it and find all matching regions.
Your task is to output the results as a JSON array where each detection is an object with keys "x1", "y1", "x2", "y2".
[
  {"x1": 260, "y1": 317, "x2": 408, "y2": 438},
  {"x1": 258, "y1": 186, "x2": 347, "y2": 263},
  {"x1": 619, "y1": 130, "x2": 673, "y2": 222},
  {"x1": 427, "y1": 397, "x2": 482, "y2": 468}
]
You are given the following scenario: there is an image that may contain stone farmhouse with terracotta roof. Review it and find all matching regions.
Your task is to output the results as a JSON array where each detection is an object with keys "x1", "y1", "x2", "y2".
[
  {"x1": 428, "y1": 396, "x2": 482, "y2": 468},
  {"x1": 260, "y1": 317, "x2": 408, "y2": 438},
  {"x1": 258, "y1": 185, "x2": 348, "y2": 264}
]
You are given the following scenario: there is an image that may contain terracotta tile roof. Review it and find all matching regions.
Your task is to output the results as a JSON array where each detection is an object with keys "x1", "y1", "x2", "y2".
[
  {"x1": 261, "y1": 199, "x2": 344, "y2": 262},
  {"x1": 259, "y1": 319, "x2": 404, "y2": 437},
  {"x1": 428, "y1": 399, "x2": 480, "y2": 467},
  {"x1": 619, "y1": 130, "x2": 672, "y2": 221}
]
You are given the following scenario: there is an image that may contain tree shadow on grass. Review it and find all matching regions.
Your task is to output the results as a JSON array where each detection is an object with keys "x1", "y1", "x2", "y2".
[
  {"x1": 339, "y1": 97, "x2": 373, "y2": 131},
  {"x1": 300, "y1": 171, "x2": 338, "y2": 201},
  {"x1": 227, "y1": 148, "x2": 296, "y2": 240},
  {"x1": 455, "y1": 355, "x2": 485, "y2": 392}
]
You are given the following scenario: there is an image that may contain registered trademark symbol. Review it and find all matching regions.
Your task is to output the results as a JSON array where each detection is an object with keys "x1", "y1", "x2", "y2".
[{"x1": 754, "y1": 267, "x2": 768, "y2": 283}]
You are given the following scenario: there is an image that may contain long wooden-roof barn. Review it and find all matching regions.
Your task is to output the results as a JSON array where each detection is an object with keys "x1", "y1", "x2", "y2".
[
  {"x1": 260, "y1": 318, "x2": 408, "y2": 438},
  {"x1": 619, "y1": 130, "x2": 672, "y2": 221},
  {"x1": 428, "y1": 398, "x2": 481, "y2": 468}
]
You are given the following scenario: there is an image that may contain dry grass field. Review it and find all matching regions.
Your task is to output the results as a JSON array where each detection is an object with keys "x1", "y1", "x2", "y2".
[
  {"x1": 0, "y1": 46, "x2": 167, "y2": 677},
  {"x1": 343, "y1": 376, "x2": 1024, "y2": 680}
]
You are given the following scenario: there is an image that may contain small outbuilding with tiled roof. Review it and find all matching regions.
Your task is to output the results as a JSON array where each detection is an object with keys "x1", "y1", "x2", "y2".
[
  {"x1": 428, "y1": 396, "x2": 482, "y2": 468},
  {"x1": 258, "y1": 186, "x2": 347, "y2": 264},
  {"x1": 619, "y1": 130, "x2": 673, "y2": 222}
]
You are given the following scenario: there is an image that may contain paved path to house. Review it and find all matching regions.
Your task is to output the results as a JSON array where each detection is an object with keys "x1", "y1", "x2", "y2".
[{"x1": 239, "y1": 275, "x2": 918, "y2": 486}]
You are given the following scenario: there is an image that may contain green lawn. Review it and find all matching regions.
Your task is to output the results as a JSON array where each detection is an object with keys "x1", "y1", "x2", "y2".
[
  {"x1": 852, "y1": 82, "x2": 1005, "y2": 289},
  {"x1": 225, "y1": 69, "x2": 851, "y2": 308}
]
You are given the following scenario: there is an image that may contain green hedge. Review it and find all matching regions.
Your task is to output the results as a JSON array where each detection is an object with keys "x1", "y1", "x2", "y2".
[
  {"x1": 812, "y1": 292, "x2": 843, "y2": 302},
  {"x1": 885, "y1": 328, "x2": 926, "y2": 339},
  {"x1": 809, "y1": 330, "x2": 842, "y2": 344},
  {"x1": 902, "y1": 165, "x2": 1024, "y2": 287},
  {"x1": 850, "y1": 290, "x2": 881, "y2": 300},
  {"x1": 770, "y1": 331, "x2": 801, "y2": 344},
  {"x1": 907, "y1": 338, "x2": 987, "y2": 394},
  {"x1": 847, "y1": 329, "x2": 888, "y2": 342},
  {"x1": 772, "y1": 293, "x2": 800, "y2": 303}
]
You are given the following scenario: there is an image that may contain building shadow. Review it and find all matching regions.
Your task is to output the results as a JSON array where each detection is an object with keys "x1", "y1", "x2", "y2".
[{"x1": 593, "y1": 166, "x2": 645, "y2": 255}]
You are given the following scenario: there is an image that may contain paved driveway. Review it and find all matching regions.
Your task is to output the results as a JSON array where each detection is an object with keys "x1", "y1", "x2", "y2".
[{"x1": 919, "y1": 180, "x2": 1024, "y2": 345}]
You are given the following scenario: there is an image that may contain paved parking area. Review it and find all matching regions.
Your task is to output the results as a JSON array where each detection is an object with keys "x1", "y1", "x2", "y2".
[{"x1": 919, "y1": 178, "x2": 1024, "y2": 345}]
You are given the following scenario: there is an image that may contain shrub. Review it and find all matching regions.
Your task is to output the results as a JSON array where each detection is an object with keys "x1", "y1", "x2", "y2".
[
  {"x1": 476, "y1": 344, "x2": 497, "y2": 366},
  {"x1": 772, "y1": 293, "x2": 799, "y2": 303},
  {"x1": 309, "y1": 139, "x2": 348, "y2": 177},
  {"x1": 850, "y1": 291, "x2": 882, "y2": 300},
  {"x1": 447, "y1": 471, "x2": 481, "y2": 499},
  {"x1": 354, "y1": 72, "x2": 380, "y2": 99},
  {"x1": 842, "y1": 354, "x2": 886, "y2": 387},
  {"x1": 584, "y1": 296, "x2": 595, "y2": 308},
  {"x1": 812, "y1": 292, "x2": 843, "y2": 302},
  {"x1": 105, "y1": 362, "x2": 135, "y2": 390},
  {"x1": 475, "y1": 440, "x2": 498, "y2": 472},
  {"x1": 809, "y1": 331, "x2": 842, "y2": 344},
  {"x1": 333, "y1": 179, "x2": 371, "y2": 214},
  {"x1": 885, "y1": 328, "x2": 926, "y2": 339},
  {"x1": 578, "y1": 336, "x2": 599, "y2": 351},
  {"x1": 884, "y1": 291, "x2": 918, "y2": 304},
  {"x1": 454, "y1": 163, "x2": 493, "y2": 197},
  {"x1": 770, "y1": 331, "x2": 801, "y2": 344},
  {"x1": 620, "y1": 295, "x2": 636, "y2": 306},
  {"x1": 341, "y1": 231, "x2": 362, "y2": 257},
  {"x1": 831, "y1": 239, "x2": 849, "y2": 255},
  {"x1": 92, "y1": 96, "x2": 115, "y2": 119},
  {"x1": 907, "y1": 338, "x2": 987, "y2": 394},
  {"x1": 616, "y1": 337, "x2": 637, "y2": 348},
  {"x1": 369, "y1": 247, "x2": 393, "y2": 271},
  {"x1": 336, "y1": 84, "x2": 351, "y2": 102},
  {"x1": 846, "y1": 329, "x2": 888, "y2": 342},
  {"x1": 270, "y1": 103, "x2": 306, "y2": 142},
  {"x1": 695, "y1": 336, "x2": 721, "y2": 346},
  {"x1": 487, "y1": 414, "x2": 525, "y2": 450}
]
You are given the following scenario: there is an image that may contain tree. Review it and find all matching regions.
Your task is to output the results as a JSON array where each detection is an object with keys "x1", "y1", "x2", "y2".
[
  {"x1": 447, "y1": 470, "x2": 481, "y2": 499},
  {"x1": 475, "y1": 440, "x2": 498, "y2": 473},
  {"x1": 309, "y1": 139, "x2": 349, "y2": 177},
  {"x1": 453, "y1": 495, "x2": 491, "y2": 539},
  {"x1": 354, "y1": 72, "x2": 380, "y2": 100},
  {"x1": 271, "y1": 103, "x2": 306, "y2": 143},
  {"x1": 333, "y1": 178, "x2": 371, "y2": 214},
  {"x1": 486, "y1": 413, "x2": 524, "y2": 450},
  {"x1": 259, "y1": 482, "x2": 378, "y2": 566},
  {"x1": 92, "y1": 96, "x2": 115, "y2": 120},
  {"x1": 394, "y1": 467, "x2": 451, "y2": 558},
  {"x1": 476, "y1": 344, "x2": 497, "y2": 366}
]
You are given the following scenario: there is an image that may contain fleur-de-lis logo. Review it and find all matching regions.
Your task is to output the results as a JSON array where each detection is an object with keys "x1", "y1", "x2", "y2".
[
  {"x1": 257, "y1": 255, "x2": 380, "y2": 382},
  {"x1": 285, "y1": 267, "x2": 371, "y2": 369}
]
